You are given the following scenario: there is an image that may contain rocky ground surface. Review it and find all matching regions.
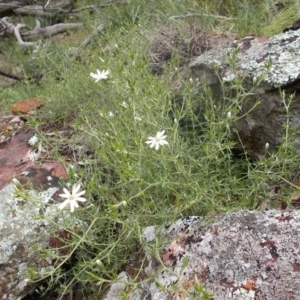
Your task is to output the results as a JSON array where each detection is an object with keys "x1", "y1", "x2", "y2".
[
  {"x1": 0, "y1": 101, "x2": 71, "y2": 300},
  {"x1": 104, "y1": 210, "x2": 300, "y2": 300},
  {"x1": 2, "y1": 15, "x2": 300, "y2": 300},
  {"x1": 102, "y1": 27, "x2": 300, "y2": 300},
  {"x1": 190, "y1": 27, "x2": 300, "y2": 158}
]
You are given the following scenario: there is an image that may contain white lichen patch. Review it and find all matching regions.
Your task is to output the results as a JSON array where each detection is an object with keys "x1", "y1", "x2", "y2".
[
  {"x1": 0, "y1": 183, "x2": 86, "y2": 300},
  {"x1": 0, "y1": 184, "x2": 53, "y2": 299},
  {"x1": 239, "y1": 29, "x2": 300, "y2": 87},
  {"x1": 0, "y1": 185, "x2": 62, "y2": 256},
  {"x1": 102, "y1": 272, "x2": 131, "y2": 300},
  {"x1": 38, "y1": 187, "x2": 59, "y2": 203},
  {"x1": 142, "y1": 226, "x2": 156, "y2": 242},
  {"x1": 228, "y1": 288, "x2": 256, "y2": 299}
]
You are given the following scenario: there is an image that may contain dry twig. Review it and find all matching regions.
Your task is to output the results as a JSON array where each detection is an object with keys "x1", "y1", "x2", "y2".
[
  {"x1": 68, "y1": 24, "x2": 105, "y2": 60},
  {"x1": 13, "y1": 0, "x2": 77, "y2": 17},
  {"x1": 0, "y1": 70, "x2": 24, "y2": 81},
  {"x1": 1, "y1": 17, "x2": 83, "y2": 48}
]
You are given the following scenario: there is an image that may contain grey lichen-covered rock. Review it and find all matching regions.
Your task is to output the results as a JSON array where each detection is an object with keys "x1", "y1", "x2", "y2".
[
  {"x1": 189, "y1": 29, "x2": 300, "y2": 157},
  {"x1": 191, "y1": 29, "x2": 300, "y2": 87},
  {"x1": 0, "y1": 183, "x2": 59, "y2": 300},
  {"x1": 103, "y1": 210, "x2": 300, "y2": 300}
]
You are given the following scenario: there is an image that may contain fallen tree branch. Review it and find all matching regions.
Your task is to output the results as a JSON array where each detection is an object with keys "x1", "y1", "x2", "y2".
[
  {"x1": 14, "y1": 23, "x2": 37, "y2": 48},
  {"x1": 0, "y1": 69, "x2": 42, "y2": 85},
  {"x1": 14, "y1": 6, "x2": 80, "y2": 18},
  {"x1": 22, "y1": 22, "x2": 83, "y2": 39},
  {"x1": 81, "y1": 24, "x2": 104, "y2": 47},
  {"x1": 68, "y1": 24, "x2": 105, "y2": 60},
  {"x1": 0, "y1": 69, "x2": 24, "y2": 81},
  {"x1": 0, "y1": 21, "x2": 104, "y2": 85},
  {"x1": 13, "y1": 0, "x2": 77, "y2": 17},
  {"x1": 0, "y1": 16, "x2": 15, "y2": 34},
  {"x1": 0, "y1": 0, "x2": 28, "y2": 17},
  {"x1": 1, "y1": 17, "x2": 83, "y2": 45}
]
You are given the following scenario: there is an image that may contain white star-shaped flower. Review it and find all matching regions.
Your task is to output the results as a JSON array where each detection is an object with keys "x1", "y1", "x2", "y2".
[
  {"x1": 134, "y1": 115, "x2": 142, "y2": 121},
  {"x1": 58, "y1": 184, "x2": 87, "y2": 213},
  {"x1": 28, "y1": 151, "x2": 38, "y2": 161},
  {"x1": 90, "y1": 69, "x2": 109, "y2": 82},
  {"x1": 145, "y1": 130, "x2": 169, "y2": 150},
  {"x1": 28, "y1": 135, "x2": 39, "y2": 146},
  {"x1": 120, "y1": 101, "x2": 127, "y2": 108}
]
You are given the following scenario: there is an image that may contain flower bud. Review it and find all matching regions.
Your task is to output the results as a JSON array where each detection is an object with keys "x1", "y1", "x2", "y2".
[
  {"x1": 96, "y1": 259, "x2": 104, "y2": 268},
  {"x1": 265, "y1": 142, "x2": 269, "y2": 150}
]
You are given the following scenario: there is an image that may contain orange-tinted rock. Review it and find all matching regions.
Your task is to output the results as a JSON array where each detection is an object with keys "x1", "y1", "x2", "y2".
[
  {"x1": 43, "y1": 161, "x2": 68, "y2": 179},
  {"x1": 0, "y1": 130, "x2": 35, "y2": 190},
  {"x1": 16, "y1": 162, "x2": 67, "y2": 201},
  {"x1": 11, "y1": 98, "x2": 44, "y2": 115},
  {"x1": 0, "y1": 130, "x2": 67, "y2": 190}
]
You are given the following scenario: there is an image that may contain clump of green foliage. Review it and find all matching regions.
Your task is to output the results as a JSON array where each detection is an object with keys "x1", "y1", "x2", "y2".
[
  {"x1": 260, "y1": 1, "x2": 300, "y2": 36},
  {"x1": 2, "y1": 0, "x2": 300, "y2": 299}
]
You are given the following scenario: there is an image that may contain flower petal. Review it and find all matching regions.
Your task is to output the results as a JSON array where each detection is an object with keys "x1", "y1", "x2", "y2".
[
  {"x1": 76, "y1": 190, "x2": 86, "y2": 197},
  {"x1": 70, "y1": 201, "x2": 80, "y2": 212},
  {"x1": 69, "y1": 203, "x2": 75, "y2": 213},
  {"x1": 59, "y1": 188, "x2": 71, "y2": 198},
  {"x1": 58, "y1": 200, "x2": 70, "y2": 210},
  {"x1": 76, "y1": 197, "x2": 87, "y2": 202},
  {"x1": 145, "y1": 140, "x2": 153, "y2": 145},
  {"x1": 156, "y1": 130, "x2": 165, "y2": 138},
  {"x1": 72, "y1": 184, "x2": 81, "y2": 195}
]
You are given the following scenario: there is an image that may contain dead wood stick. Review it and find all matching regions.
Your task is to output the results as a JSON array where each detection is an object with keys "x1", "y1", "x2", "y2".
[
  {"x1": 1, "y1": 17, "x2": 84, "y2": 50},
  {"x1": 22, "y1": 22, "x2": 83, "y2": 39},
  {"x1": 14, "y1": 23, "x2": 37, "y2": 48},
  {"x1": 68, "y1": 24, "x2": 105, "y2": 60},
  {"x1": 0, "y1": 17, "x2": 15, "y2": 34},
  {"x1": 13, "y1": 6, "x2": 80, "y2": 18},
  {"x1": 13, "y1": 0, "x2": 76, "y2": 17},
  {"x1": 80, "y1": 24, "x2": 104, "y2": 47},
  {"x1": 0, "y1": 70, "x2": 24, "y2": 81}
]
